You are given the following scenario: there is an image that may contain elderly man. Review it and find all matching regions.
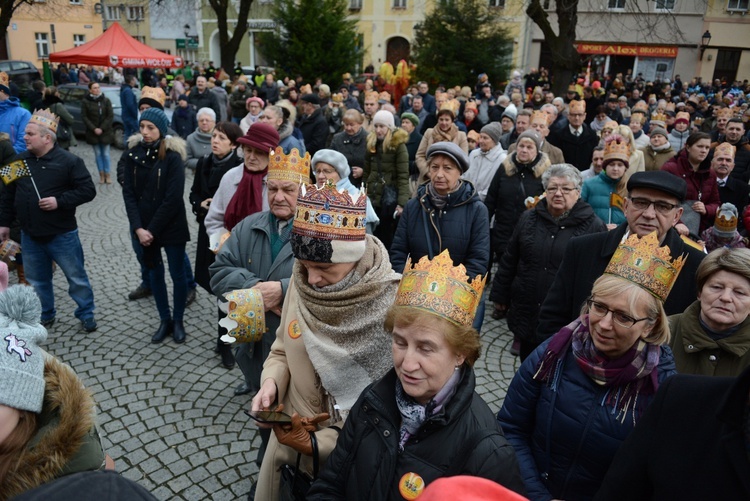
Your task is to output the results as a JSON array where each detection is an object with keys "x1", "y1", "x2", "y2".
[
  {"x1": 507, "y1": 110, "x2": 564, "y2": 164},
  {"x1": 464, "y1": 122, "x2": 507, "y2": 202},
  {"x1": 298, "y1": 94, "x2": 328, "y2": 157},
  {"x1": 548, "y1": 100, "x2": 599, "y2": 171},
  {"x1": 188, "y1": 75, "x2": 221, "y2": 120},
  {"x1": 536, "y1": 171, "x2": 705, "y2": 342},
  {"x1": 209, "y1": 147, "x2": 310, "y2": 472},
  {"x1": 0, "y1": 72, "x2": 31, "y2": 152},
  {"x1": 0, "y1": 110, "x2": 97, "y2": 331},
  {"x1": 712, "y1": 142, "x2": 749, "y2": 219},
  {"x1": 714, "y1": 118, "x2": 750, "y2": 181}
]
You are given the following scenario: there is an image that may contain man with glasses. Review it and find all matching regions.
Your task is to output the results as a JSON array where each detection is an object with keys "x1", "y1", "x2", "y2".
[
  {"x1": 536, "y1": 171, "x2": 705, "y2": 343},
  {"x1": 548, "y1": 100, "x2": 599, "y2": 171}
]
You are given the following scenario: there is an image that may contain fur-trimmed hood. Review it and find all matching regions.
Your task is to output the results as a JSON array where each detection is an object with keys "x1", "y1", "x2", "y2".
[
  {"x1": 3, "y1": 356, "x2": 104, "y2": 500},
  {"x1": 278, "y1": 119, "x2": 294, "y2": 142},
  {"x1": 389, "y1": 127, "x2": 409, "y2": 149},
  {"x1": 502, "y1": 150, "x2": 551, "y2": 178},
  {"x1": 126, "y1": 133, "x2": 188, "y2": 161}
]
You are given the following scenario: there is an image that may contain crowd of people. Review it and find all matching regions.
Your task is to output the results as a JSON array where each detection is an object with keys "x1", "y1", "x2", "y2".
[{"x1": 2, "y1": 60, "x2": 750, "y2": 500}]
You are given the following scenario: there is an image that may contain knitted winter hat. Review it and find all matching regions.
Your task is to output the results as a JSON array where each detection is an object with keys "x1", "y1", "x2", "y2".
[
  {"x1": 312, "y1": 149, "x2": 350, "y2": 180},
  {"x1": 0, "y1": 285, "x2": 48, "y2": 413},
  {"x1": 481, "y1": 122, "x2": 503, "y2": 144},
  {"x1": 373, "y1": 110, "x2": 395, "y2": 129},
  {"x1": 140, "y1": 108, "x2": 169, "y2": 137},
  {"x1": 400, "y1": 112, "x2": 420, "y2": 128},
  {"x1": 714, "y1": 202, "x2": 739, "y2": 239},
  {"x1": 649, "y1": 127, "x2": 669, "y2": 141},
  {"x1": 517, "y1": 130, "x2": 542, "y2": 152}
]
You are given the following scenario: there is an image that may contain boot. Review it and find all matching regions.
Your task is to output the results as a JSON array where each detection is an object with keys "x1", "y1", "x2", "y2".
[
  {"x1": 151, "y1": 319, "x2": 173, "y2": 344},
  {"x1": 219, "y1": 342, "x2": 235, "y2": 369},
  {"x1": 105, "y1": 173, "x2": 112, "y2": 184},
  {"x1": 16, "y1": 264, "x2": 29, "y2": 285},
  {"x1": 172, "y1": 320, "x2": 186, "y2": 344},
  {"x1": 99, "y1": 172, "x2": 105, "y2": 184}
]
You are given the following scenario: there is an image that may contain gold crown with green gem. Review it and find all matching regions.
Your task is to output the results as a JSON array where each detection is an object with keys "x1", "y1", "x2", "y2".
[
  {"x1": 604, "y1": 231, "x2": 686, "y2": 302},
  {"x1": 396, "y1": 250, "x2": 486, "y2": 327},
  {"x1": 268, "y1": 146, "x2": 311, "y2": 184}
]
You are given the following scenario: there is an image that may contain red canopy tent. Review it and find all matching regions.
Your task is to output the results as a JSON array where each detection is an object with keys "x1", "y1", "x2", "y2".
[{"x1": 49, "y1": 22, "x2": 182, "y2": 69}]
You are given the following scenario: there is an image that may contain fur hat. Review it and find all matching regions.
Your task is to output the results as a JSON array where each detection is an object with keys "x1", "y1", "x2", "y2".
[
  {"x1": 714, "y1": 202, "x2": 739, "y2": 239},
  {"x1": 0, "y1": 285, "x2": 48, "y2": 413},
  {"x1": 426, "y1": 142, "x2": 470, "y2": 173},
  {"x1": 373, "y1": 110, "x2": 395, "y2": 129},
  {"x1": 312, "y1": 149, "x2": 350, "y2": 180},
  {"x1": 236, "y1": 122, "x2": 280, "y2": 152},
  {"x1": 139, "y1": 108, "x2": 168, "y2": 137},
  {"x1": 481, "y1": 122, "x2": 503, "y2": 144}
]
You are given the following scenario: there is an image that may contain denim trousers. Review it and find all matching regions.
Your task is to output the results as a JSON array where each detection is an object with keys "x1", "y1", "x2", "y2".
[
  {"x1": 92, "y1": 143, "x2": 111, "y2": 173},
  {"x1": 134, "y1": 239, "x2": 187, "y2": 321},
  {"x1": 21, "y1": 229, "x2": 96, "y2": 322},
  {"x1": 131, "y1": 238, "x2": 195, "y2": 291}
]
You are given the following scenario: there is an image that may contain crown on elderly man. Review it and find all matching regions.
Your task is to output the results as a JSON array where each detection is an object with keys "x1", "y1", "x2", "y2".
[
  {"x1": 268, "y1": 147, "x2": 311, "y2": 184},
  {"x1": 714, "y1": 142, "x2": 736, "y2": 160},
  {"x1": 568, "y1": 100, "x2": 585, "y2": 114}
]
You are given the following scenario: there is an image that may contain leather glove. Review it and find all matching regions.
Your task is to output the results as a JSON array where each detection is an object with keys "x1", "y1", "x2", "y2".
[{"x1": 273, "y1": 412, "x2": 330, "y2": 456}]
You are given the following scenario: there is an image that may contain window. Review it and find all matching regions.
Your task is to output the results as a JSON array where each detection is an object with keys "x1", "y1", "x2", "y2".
[
  {"x1": 727, "y1": 0, "x2": 748, "y2": 10},
  {"x1": 489, "y1": 0, "x2": 505, "y2": 7},
  {"x1": 349, "y1": 0, "x2": 363, "y2": 9},
  {"x1": 654, "y1": 0, "x2": 675, "y2": 9},
  {"x1": 35, "y1": 33, "x2": 49, "y2": 58},
  {"x1": 608, "y1": 0, "x2": 626, "y2": 9},
  {"x1": 106, "y1": 6, "x2": 121, "y2": 20},
  {"x1": 69, "y1": 0, "x2": 82, "y2": 4},
  {"x1": 134, "y1": 35, "x2": 146, "y2": 44},
  {"x1": 73, "y1": 34, "x2": 86, "y2": 47},
  {"x1": 127, "y1": 6, "x2": 144, "y2": 20},
  {"x1": 393, "y1": 0, "x2": 406, "y2": 7}
]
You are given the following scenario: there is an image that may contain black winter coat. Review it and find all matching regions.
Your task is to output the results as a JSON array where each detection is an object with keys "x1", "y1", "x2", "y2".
[
  {"x1": 80, "y1": 93, "x2": 114, "y2": 145},
  {"x1": 390, "y1": 181, "x2": 490, "y2": 279},
  {"x1": 187, "y1": 89, "x2": 220, "y2": 121},
  {"x1": 298, "y1": 108, "x2": 329, "y2": 157},
  {"x1": 330, "y1": 128, "x2": 368, "y2": 187},
  {"x1": 122, "y1": 137, "x2": 190, "y2": 246},
  {"x1": 308, "y1": 368, "x2": 525, "y2": 500},
  {"x1": 535, "y1": 224, "x2": 705, "y2": 342},
  {"x1": 547, "y1": 125, "x2": 599, "y2": 171},
  {"x1": 491, "y1": 199, "x2": 606, "y2": 343}
]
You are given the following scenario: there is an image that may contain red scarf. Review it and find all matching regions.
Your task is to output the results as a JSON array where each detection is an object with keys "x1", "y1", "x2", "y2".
[{"x1": 223, "y1": 167, "x2": 267, "y2": 231}]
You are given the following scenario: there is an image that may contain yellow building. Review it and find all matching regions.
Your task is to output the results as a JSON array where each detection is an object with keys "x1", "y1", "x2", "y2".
[
  {"x1": 699, "y1": 0, "x2": 750, "y2": 82},
  {"x1": 5, "y1": 0, "x2": 104, "y2": 68}
]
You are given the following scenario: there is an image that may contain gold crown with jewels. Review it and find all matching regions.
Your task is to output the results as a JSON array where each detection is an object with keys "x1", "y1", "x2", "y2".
[
  {"x1": 292, "y1": 181, "x2": 367, "y2": 242},
  {"x1": 604, "y1": 231, "x2": 686, "y2": 301},
  {"x1": 603, "y1": 134, "x2": 630, "y2": 163},
  {"x1": 396, "y1": 250, "x2": 487, "y2": 327},
  {"x1": 218, "y1": 288, "x2": 266, "y2": 344},
  {"x1": 267, "y1": 147, "x2": 311, "y2": 184},
  {"x1": 650, "y1": 112, "x2": 667, "y2": 126},
  {"x1": 29, "y1": 109, "x2": 59, "y2": 134}
]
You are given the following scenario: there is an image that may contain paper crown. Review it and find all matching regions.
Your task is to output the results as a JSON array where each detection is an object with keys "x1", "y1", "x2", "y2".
[
  {"x1": 29, "y1": 109, "x2": 59, "y2": 134},
  {"x1": 292, "y1": 181, "x2": 367, "y2": 242},
  {"x1": 714, "y1": 142, "x2": 736, "y2": 160},
  {"x1": 531, "y1": 110, "x2": 551, "y2": 126},
  {"x1": 603, "y1": 134, "x2": 630, "y2": 163},
  {"x1": 378, "y1": 91, "x2": 391, "y2": 103},
  {"x1": 0, "y1": 72, "x2": 8, "y2": 89},
  {"x1": 569, "y1": 100, "x2": 585, "y2": 113},
  {"x1": 365, "y1": 91, "x2": 380, "y2": 102},
  {"x1": 396, "y1": 250, "x2": 486, "y2": 327},
  {"x1": 650, "y1": 112, "x2": 667, "y2": 127},
  {"x1": 714, "y1": 203, "x2": 738, "y2": 236},
  {"x1": 604, "y1": 231, "x2": 686, "y2": 301},
  {"x1": 140, "y1": 86, "x2": 166, "y2": 107},
  {"x1": 717, "y1": 108, "x2": 734, "y2": 119},
  {"x1": 267, "y1": 147, "x2": 311, "y2": 184},
  {"x1": 218, "y1": 288, "x2": 266, "y2": 344},
  {"x1": 675, "y1": 111, "x2": 690, "y2": 124}
]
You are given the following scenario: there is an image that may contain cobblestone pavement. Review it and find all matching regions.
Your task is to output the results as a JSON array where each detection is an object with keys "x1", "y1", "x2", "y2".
[{"x1": 26, "y1": 143, "x2": 520, "y2": 500}]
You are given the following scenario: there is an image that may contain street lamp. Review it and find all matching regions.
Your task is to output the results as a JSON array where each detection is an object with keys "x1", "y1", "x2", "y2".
[{"x1": 699, "y1": 30, "x2": 712, "y2": 60}]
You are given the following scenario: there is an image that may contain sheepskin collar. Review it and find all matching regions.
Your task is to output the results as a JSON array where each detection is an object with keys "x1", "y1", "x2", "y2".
[
  {"x1": 502, "y1": 150, "x2": 551, "y2": 178},
  {"x1": 3, "y1": 356, "x2": 101, "y2": 500}
]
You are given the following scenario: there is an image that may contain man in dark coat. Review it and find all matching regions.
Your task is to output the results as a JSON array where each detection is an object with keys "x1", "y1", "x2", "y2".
[
  {"x1": 297, "y1": 94, "x2": 329, "y2": 157},
  {"x1": 548, "y1": 100, "x2": 599, "y2": 171},
  {"x1": 712, "y1": 142, "x2": 750, "y2": 224},
  {"x1": 120, "y1": 75, "x2": 139, "y2": 139},
  {"x1": 188, "y1": 75, "x2": 221, "y2": 120},
  {"x1": 536, "y1": 171, "x2": 705, "y2": 342},
  {"x1": 713, "y1": 118, "x2": 750, "y2": 182},
  {"x1": 594, "y1": 365, "x2": 750, "y2": 500}
]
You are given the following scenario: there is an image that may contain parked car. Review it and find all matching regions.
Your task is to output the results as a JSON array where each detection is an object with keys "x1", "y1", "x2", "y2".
[{"x1": 0, "y1": 60, "x2": 42, "y2": 100}]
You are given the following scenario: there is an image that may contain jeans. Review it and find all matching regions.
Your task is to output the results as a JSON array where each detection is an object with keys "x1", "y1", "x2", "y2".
[
  {"x1": 131, "y1": 237, "x2": 196, "y2": 290},
  {"x1": 92, "y1": 143, "x2": 111, "y2": 173},
  {"x1": 134, "y1": 239, "x2": 187, "y2": 321},
  {"x1": 22, "y1": 230, "x2": 96, "y2": 322}
]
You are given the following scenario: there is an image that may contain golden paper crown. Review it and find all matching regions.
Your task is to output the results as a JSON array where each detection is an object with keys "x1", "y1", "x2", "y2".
[
  {"x1": 268, "y1": 147, "x2": 311, "y2": 184},
  {"x1": 396, "y1": 250, "x2": 486, "y2": 327},
  {"x1": 650, "y1": 112, "x2": 667, "y2": 125},
  {"x1": 531, "y1": 110, "x2": 551, "y2": 126},
  {"x1": 140, "y1": 86, "x2": 166, "y2": 106},
  {"x1": 29, "y1": 109, "x2": 59, "y2": 134},
  {"x1": 331, "y1": 93, "x2": 343, "y2": 103},
  {"x1": 218, "y1": 288, "x2": 266, "y2": 344},
  {"x1": 714, "y1": 142, "x2": 736, "y2": 160},
  {"x1": 666, "y1": 102, "x2": 676, "y2": 112},
  {"x1": 714, "y1": 211, "x2": 738, "y2": 234},
  {"x1": 569, "y1": 100, "x2": 585, "y2": 114},
  {"x1": 717, "y1": 108, "x2": 733, "y2": 119},
  {"x1": 603, "y1": 134, "x2": 630, "y2": 163},
  {"x1": 292, "y1": 181, "x2": 367, "y2": 242},
  {"x1": 0, "y1": 72, "x2": 8, "y2": 88},
  {"x1": 365, "y1": 91, "x2": 379, "y2": 102},
  {"x1": 378, "y1": 91, "x2": 391, "y2": 103},
  {"x1": 675, "y1": 111, "x2": 690, "y2": 123},
  {"x1": 604, "y1": 231, "x2": 686, "y2": 301}
]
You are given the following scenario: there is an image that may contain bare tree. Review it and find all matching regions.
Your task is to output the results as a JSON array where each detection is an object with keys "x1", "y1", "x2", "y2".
[
  {"x1": 1, "y1": 0, "x2": 34, "y2": 59},
  {"x1": 209, "y1": 0, "x2": 253, "y2": 71}
]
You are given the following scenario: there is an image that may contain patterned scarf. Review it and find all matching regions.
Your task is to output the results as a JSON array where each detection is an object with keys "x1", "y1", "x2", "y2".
[
  {"x1": 223, "y1": 166, "x2": 267, "y2": 231},
  {"x1": 430, "y1": 123, "x2": 459, "y2": 143},
  {"x1": 534, "y1": 316, "x2": 661, "y2": 424},
  {"x1": 396, "y1": 368, "x2": 462, "y2": 451}
]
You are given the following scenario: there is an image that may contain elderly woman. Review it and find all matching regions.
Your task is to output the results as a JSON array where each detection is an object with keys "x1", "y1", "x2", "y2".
[
  {"x1": 307, "y1": 251, "x2": 525, "y2": 500},
  {"x1": 257, "y1": 104, "x2": 305, "y2": 155},
  {"x1": 311, "y1": 149, "x2": 379, "y2": 233},
  {"x1": 642, "y1": 127, "x2": 674, "y2": 171},
  {"x1": 485, "y1": 130, "x2": 551, "y2": 263},
  {"x1": 463, "y1": 123, "x2": 507, "y2": 202},
  {"x1": 240, "y1": 97, "x2": 264, "y2": 133},
  {"x1": 185, "y1": 107, "x2": 216, "y2": 171},
  {"x1": 498, "y1": 232, "x2": 679, "y2": 501},
  {"x1": 582, "y1": 134, "x2": 630, "y2": 229},
  {"x1": 330, "y1": 109, "x2": 368, "y2": 188},
  {"x1": 669, "y1": 247, "x2": 750, "y2": 376},
  {"x1": 204, "y1": 122, "x2": 280, "y2": 243},
  {"x1": 250, "y1": 183, "x2": 401, "y2": 500},
  {"x1": 415, "y1": 103, "x2": 469, "y2": 184},
  {"x1": 493, "y1": 164, "x2": 606, "y2": 360}
]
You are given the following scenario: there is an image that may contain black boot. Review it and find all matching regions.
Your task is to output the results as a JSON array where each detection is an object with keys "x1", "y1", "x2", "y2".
[
  {"x1": 173, "y1": 320, "x2": 186, "y2": 344},
  {"x1": 219, "y1": 343, "x2": 235, "y2": 369},
  {"x1": 152, "y1": 319, "x2": 173, "y2": 344}
]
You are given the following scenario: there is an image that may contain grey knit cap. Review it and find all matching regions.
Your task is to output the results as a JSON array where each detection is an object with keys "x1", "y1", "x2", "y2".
[
  {"x1": 649, "y1": 127, "x2": 669, "y2": 140},
  {"x1": 481, "y1": 122, "x2": 504, "y2": 144},
  {"x1": 517, "y1": 130, "x2": 543, "y2": 152}
]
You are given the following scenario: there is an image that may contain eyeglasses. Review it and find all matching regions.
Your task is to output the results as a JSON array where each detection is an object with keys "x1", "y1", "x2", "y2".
[
  {"x1": 547, "y1": 185, "x2": 577, "y2": 194},
  {"x1": 586, "y1": 298, "x2": 652, "y2": 328},
  {"x1": 628, "y1": 197, "x2": 679, "y2": 215}
]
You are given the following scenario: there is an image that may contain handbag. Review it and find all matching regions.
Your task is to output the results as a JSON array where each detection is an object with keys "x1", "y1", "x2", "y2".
[
  {"x1": 56, "y1": 122, "x2": 71, "y2": 143},
  {"x1": 377, "y1": 154, "x2": 398, "y2": 215},
  {"x1": 278, "y1": 430, "x2": 319, "y2": 501}
]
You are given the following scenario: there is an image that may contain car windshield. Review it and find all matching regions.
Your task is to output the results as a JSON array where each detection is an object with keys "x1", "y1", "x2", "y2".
[{"x1": 103, "y1": 88, "x2": 122, "y2": 108}]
